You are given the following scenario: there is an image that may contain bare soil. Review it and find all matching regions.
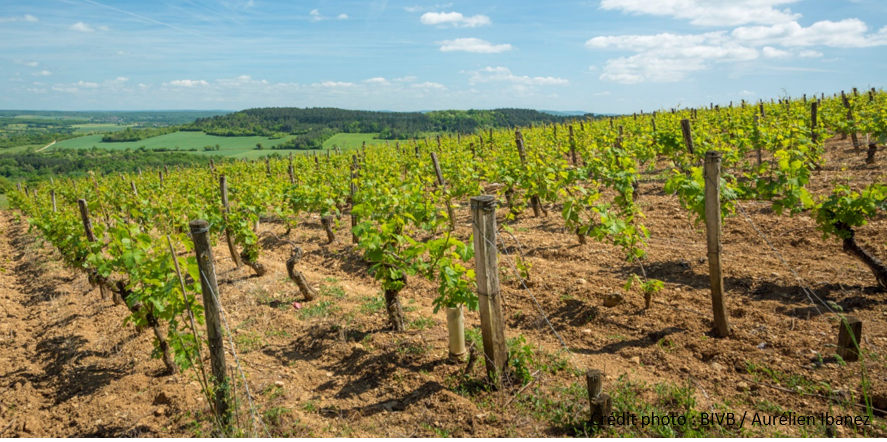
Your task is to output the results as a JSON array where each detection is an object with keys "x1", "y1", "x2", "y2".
[{"x1": 0, "y1": 135, "x2": 885, "y2": 437}]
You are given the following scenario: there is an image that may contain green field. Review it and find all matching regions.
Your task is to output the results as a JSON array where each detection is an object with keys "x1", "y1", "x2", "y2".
[
  {"x1": 322, "y1": 133, "x2": 390, "y2": 150},
  {"x1": 46, "y1": 131, "x2": 398, "y2": 159},
  {"x1": 71, "y1": 124, "x2": 134, "y2": 134},
  {"x1": 49, "y1": 132, "x2": 326, "y2": 159}
]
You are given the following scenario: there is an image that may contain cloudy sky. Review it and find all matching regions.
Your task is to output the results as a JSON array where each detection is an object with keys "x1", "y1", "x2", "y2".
[{"x1": 1, "y1": 0, "x2": 885, "y2": 113}]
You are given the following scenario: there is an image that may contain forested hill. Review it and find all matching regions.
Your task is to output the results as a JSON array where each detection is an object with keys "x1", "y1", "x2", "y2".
[{"x1": 184, "y1": 107, "x2": 591, "y2": 146}]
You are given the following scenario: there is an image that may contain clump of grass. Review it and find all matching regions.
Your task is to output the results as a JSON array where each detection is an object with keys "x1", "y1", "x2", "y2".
[
  {"x1": 359, "y1": 295, "x2": 385, "y2": 314},
  {"x1": 234, "y1": 332, "x2": 264, "y2": 353},
  {"x1": 298, "y1": 300, "x2": 338, "y2": 319}
]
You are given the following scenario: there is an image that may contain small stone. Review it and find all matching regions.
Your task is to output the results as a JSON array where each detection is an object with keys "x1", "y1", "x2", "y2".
[
  {"x1": 577, "y1": 278, "x2": 587, "y2": 285},
  {"x1": 274, "y1": 381, "x2": 285, "y2": 388},
  {"x1": 326, "y1": 372, "x2": 333, "y2": 377},
  {"x1": 581, "y1": 329, "x2": 591, "y2": 334},
  {"x1": 736, "y1": 382, "x2": 750, "y2": 392},
  {"x1": 680, "y1": 366, "x2": 690, "y2": 373},
  {"x1": 630, "y1": 356, "x2": 641, "y2": 365},
  {"x1": 674, "y1": 287, "x2": 682, "y2": 293},
  {"x1": 711, "y1": 362, "x2": 725, "y2": 372},
  {"x1": 604, "y1": 293, "x2": 624, "y2": 307},
  {"x1": 154, "y1": 407, "x2": 166, "y2": 417},
  {"x1": 770, "y1": 272, "x2": 779, "y2": 278}
]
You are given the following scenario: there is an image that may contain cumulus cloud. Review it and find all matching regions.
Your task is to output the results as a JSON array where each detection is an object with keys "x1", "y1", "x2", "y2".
[
  {"x1": 762, "y1": 46, "x2": 791, "y2": 58},
  {"x1": 593, "y1": 91, "x2": 611, "y2": 96},
  {"x1": 317, "y1": 81, "x2": 355, "y2": 87},
  {"x1": 585, "y1": 16, "x2": 887, "y2": 84},
  {"x1": 420, "y1": 11, "x2": 490, "y2": 28},
  {"x1": 0, "y1": 15, "x2": 38, "y2": 23},
  {"x1": 364, "y1": 77, "x2": 390, "y2": 85},
  {"x1": 599, "y1": 0, "x2": 801, "y2": 27},
  {"x1": 166, "y1": 79, "x2": 209, "y2": 87},
  {"x1": 411, "y1": 81, "x2": 446, "y2": 89},
  {"x1": 438, "y1": 38, "x2": 511, "y2": 53},
  {"x1": 310, "y1": 10, "x2": 348, "y2": 22},
  {"x1": 393, "y1": 76, "x2": 417, "y2": 83},
  {"x1": 70, "y1": 22, "x2": 95, "y2": 32},
  {"x1": 732, "y1": 19, "x2": 887, "y2": 47},
  {"x1": 32, "y1": 70, "x2": 52, "y2": 76},
  {"x1": 467, "y1": 67, "x2": 569, "y2": 86},
  {"x1": 75, "y1": 81, "x2": 99, "y2": 88}
]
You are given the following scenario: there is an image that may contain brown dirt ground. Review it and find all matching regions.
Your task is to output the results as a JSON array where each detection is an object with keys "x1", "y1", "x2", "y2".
[{"x1": 0, "y1": 135, "x2": 886, "y2": 437}]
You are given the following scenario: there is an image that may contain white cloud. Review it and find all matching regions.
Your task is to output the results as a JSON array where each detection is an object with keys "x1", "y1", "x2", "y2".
[
  {"x1": 468, "y1": 67, "x2": 569, "y2": 86},
  {"x1": 51, "y1": 86, "x2": 80, "y2": 93},
  {"x1": 798, "y1": 50, "x2": 823, "y2": 58},
  {"x1": 26, "y1": 88, "x2": 47, "y2": 94},
  {"x1": 166, "y1": 79, "x2": 209, "y2": 87},
  {"x1": 310, "y1": 9, "x2": 347, "y2": 22},
  {"x1": 317, "y1": 81, "x2": 355, "y2": 87},
  {"x1": 587, "y1": 32, "x2": 758, "y2": 83},
  {"x1": 364, "y1": 77, "x2": 390, "y2": 85},
  {"x1": 762, "y1": 46, "x2": 791, "y2": 58},
  {"x1": 411, "y1": 81, "x2": 446, "y2": 89},
  {"x1": 593, "y1": 91, "x2": 611, "y2": 96},
  {"x1": 732, "y1": 19, "x2": 887, "y2": 48},
  {"x1": 0, "y1": 15, "x2": 38, "y2": 23},
  {"x1": 116, "y1": 76, "x2": 129, "y2": 82},
  {"x1": 32, "y1": 70, "x2": 52, "y2": 76},
  {"x1": 588, "y1": 65, "x2": 598, "y2": 71},
  {"x1": 98, "y1": 25, "x2": 110, "y2": 31},
  {"x1": 438, "y1": 38, "x2": 511, "y2": 53},
  {"x1": 70, "y1": 22, "x2": 95, "y2": 32},
  {"x1": 599, "y1": 0, "x2": 802, "y2": 26},
  {"x1": 738, "y1": 90, "x2": 756, "y2": 96},
  {"x1": 393, "y1": 76, "x2": 418, "y2": 83},
  {"x1": 420, "y1": 11, "x2": 490, "y2": 28},
  {"x1": 75, "y1": 81, "x2": 99, "y2": 88}
]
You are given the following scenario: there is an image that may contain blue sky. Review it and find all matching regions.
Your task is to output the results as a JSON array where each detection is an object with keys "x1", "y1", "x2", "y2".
[{"x1": 1, "y1": 0, "x2": 886, "y2": 113}]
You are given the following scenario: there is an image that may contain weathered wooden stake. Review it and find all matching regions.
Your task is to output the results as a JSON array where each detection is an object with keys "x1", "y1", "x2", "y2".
[
  {"x1": 680, "y1": 119, "x2": 695, "y2": 155},
  {"x1": 431, "y1": 152, "x2": 456, "y2": 231},
  {"x1": 754, "y1": 116, "x2": 762, "y2": 166},
  {"x1": 704, "y1": 152, "x2": 731, "y2": 337},
  {"x1": 837, "y1": 315, "x2": 862, "y2": 362},
  {"x1": 50, "y1": 189, "x2": 57, "y2": 213},
  {"x1": 515, "y1": 130, "x2": 543, "y2": 217},
  {"x1": 811, "y1": 102, "x2": 819, "y2": 144},
  {"x1": 569, "y1": 125, "x2": 577, "y2": 166},
  {"x1": 189, "y1": 219, "x2": 230, "y2": 426},
  {"x1": 470, "y1": 195, "x2": 508, "y2": 387},
  {"x1": 219, "y1": 175, "x2": 242, "y2": 268},
  {"x1": 587, "y1": 369, "x2": 612, "y2": 427}
]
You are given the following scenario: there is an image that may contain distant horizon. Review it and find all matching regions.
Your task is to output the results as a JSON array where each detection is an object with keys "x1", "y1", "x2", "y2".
[{"x1": 0, "y1": 107, "x2": 595, "y2": 114}]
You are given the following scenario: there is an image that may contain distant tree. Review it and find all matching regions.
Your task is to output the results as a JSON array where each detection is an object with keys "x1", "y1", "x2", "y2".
[{"x1": 255, "y1": 143, "x2": 263, "y2": 150}]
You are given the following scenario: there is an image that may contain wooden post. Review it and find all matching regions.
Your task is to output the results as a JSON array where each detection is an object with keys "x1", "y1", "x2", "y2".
[
  {"x1": 350, "y1": 161, "x2": 358, "y2": 244},
  {"x1": 569, "y1": 125, "x2": 577, "y2": 166},
  {"x1": 77, "y1": 199, "x2": 97, "y2": 242},
  {"x1": 837, "y1": 315, "x2": 862, "y2": 362},
  {"x1": 515, "y1": 130, "x2": 543, "y2": 217},
  {"x1": 50, "y1": 189, "x2": 57, "y2": 213},
  {"x1": 587, "y1": 369, "x2": 612, "y2": 427},
  {"x1": 811, "y1": 102, "x2": 818, "y2": 144},
  {"x1": 759, "y1": 102, "x2": 765, "y2": 118},
  {"x1": 754, "y1": 116, "x2": 762, "y2": 166},
  {"x1": 288, "y1": 164, "x2": 295, "y2": 185},
  {"x1": 265, "y1": 158, "x2": 271, "y2": 177},
  {"x1": 431, "y1": 152, "x2": 456, "y2": 231},
  {"x1": 704, "y1": 152, "x2": 731, "y2": 337},
  {"x1": 159, "y1": 170, "x2": 164, "y2": 185},
  {"x1": 680, "y1": 119, "x2": 695, "y2": 155},
  {"x1": 189, "y1": 219, "x2": 230, "y2": 425},
  {"x1": 219, "y1": 175, "x2": 242, "y2": 268},
  {"x1": 470, "y1": 195, "x2": 508, "y2": 387}
]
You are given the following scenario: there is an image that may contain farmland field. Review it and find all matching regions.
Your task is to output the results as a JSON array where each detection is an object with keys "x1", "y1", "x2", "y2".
[
  {"x1": 49, "y1": 132, "x2": 314, "y2": 159},
  {"x1": 71, "y1": 123, "x2": 135, "y2": 134},
  {"x1": 322, "y1": 132, "x2": 388, "y2": 149}
]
